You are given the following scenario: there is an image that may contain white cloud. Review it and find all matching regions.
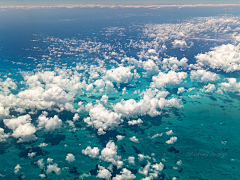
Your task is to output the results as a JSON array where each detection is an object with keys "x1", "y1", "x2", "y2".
[
  {"x1": 138, "y1": 154, "x2": 151, "y2": 161},
  {"x1": 130, "y1": 136, "x2": 139, "y2": 143},
  {"x1": 99, "y1": 141, "x2": 123, "y2": 169},
  {"x1": 142, "y1": 60, "x2": 159, "y2": 77},
  {"x1": 84, "y1": 104, "x2": 122, "y2": 135},
  {"x1": 112, "y1": 168, "x2": 136, "y2": 180},
  {"x1": 37, "y1": 159, "x2": 44, "y2": 169},
  {"x1": 128, "y1": 156, "x2": 135, "y2": 165},
  {"x1": 177, "y1": 87, "x2": 185, "y2": 94},
  {"x1": 139, "y1": 161, "x2": 151, "y2": 176},
  {"x1": 194, "y1": 44, "x2": 240, "y2": 73},
  {"x1": 116, "y1": 135, "x2": 125, "y2": 141},
  {"x1": 166, "y1": 136, "x2": 177, "y2": 144},
  {"x1": 46, "y1": 163, "x2": 61, "y2": 175},
  {"x1": 47, "y1": 158, "x2": 53, "y2": 163},
  {"x1": 190, "y1": 70, "x2": 220, "y2": 83},
  {"x1": 152, "y1": 162, "x2": 164, "y2": 171},
  {"x1": 166, "y1": 130, "x2": 174, "y2": 135},
  {"x1": 38, "y1": 112, "x2": 62, "y2": 132},
  {"x1": 3, "y1": 114, "x2": 31, "y2": 130},
  {"x1": 0, "y1": 128, "x2": 9, "y2": 142},
  {"x1": 28, "y1": 152, "x2": 36, "y2": 158},
  {"x1": 96, "y1": 165, "x2": 112, "y2": 180},
  {"x1": 128, "y1": 118, "x2": 143, "y2": 125},
  {"x1": 151, "y1": 133, "x2": 162, "y2": 139},
  {"x1": 66, "y1": 153, "x2": 75, "y2": 163},
  {"x1": 151, "y1": 71, "x2": 187, "y2": 89},
  {"x1": 38, "y1": 143, "x2": 48, "y2": 147},
  {"x1": 104, "y1": 66, "x2": 133, "y2": 87},
  {"x1": 82, "y1": 146, "x2": 99, "y2": 158},
  {"x1": 172, "y1": 40, "x2": 189, "y2": 49},
  {"x1": 218, "y1": 78, "x2": 240, "y2": 94},
  {"x1": 201, "y1": 83, "x2": 216, "y2": 93},
  {"x1": 161, "y1": 57, "x2": 188, "y2": 71},
  {"x1": 14, "y1": 164, "x2": 21, "y2": 174}
]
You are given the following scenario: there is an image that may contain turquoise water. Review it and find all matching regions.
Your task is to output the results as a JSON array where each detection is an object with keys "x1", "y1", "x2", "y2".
[{"x1": 0, "y1": 6, "x2": 240, "y2": 180}]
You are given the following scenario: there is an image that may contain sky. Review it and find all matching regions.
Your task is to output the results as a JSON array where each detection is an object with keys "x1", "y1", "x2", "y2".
[{"x1": 1, "y1": 0, "x2": 240, "y2": 6}]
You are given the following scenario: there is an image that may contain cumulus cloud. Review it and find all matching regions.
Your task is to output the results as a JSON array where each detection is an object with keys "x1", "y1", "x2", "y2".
[
  {"x1": 151, "y1": 71, "x2": 187, "y2": 89},
  {"x1": 0, "y1": 128, "x2": 9, "y2": 142},
  {"x1": 194, "y1": 44, "x2": 240, "y2": 73},
  {"x1": 66, "y1": 153, "x2": 75, "y2": 163},
  {"x1": 139, "y1": 161, "x2": 151, "y2": 176},
  {"x1": 161, "y1": 57, "x2": 188, "y2": 71},
  {"x1": 201, "y1": 83, "x2": 216, "y2": 93},
  {"x1": 46, "y1": 163, "x2": 61, "y2": 175},
  {"x1": 177, "y1": 87, "x2": 185, "y2": 94},
  {"x1": 190, "y1": 70, "x2": 220, "y2": 83},
  {"x1": 4, "y1": 115, "x2": 37, "y2": 142},
  {"x1": 112, "y1": 168, "x2": 136, "y2": 180},
  {"x1": 104, "y1": 66, "x2": 133, "y2": 87},
  {"x1": 130, "y1": 136, "x2": 139, "y2": 143},
  {"x1": 99, "y1": 141, "x2": 123, "y2": 169},
  {"x1": 142, "y1": 60, "x2": 159, "y2": 77},
  {"x1": 28, "y1": 152, "x2": 36, "y2": 158},
  {"x1": 14, "y1": 164, "x2": 21, "y2": 174},
  {"x1": 38, "y1": 112, "x2": 62, "y2": 132},
  {"x1": 218, "y1": 78, "x2": 240, "y2": 94},
  {"x1": 96, "y1": 165, "x2": 112, "y2": 180},
  {"x1": 116, "y1": 135, "x2": 125, "y2": 141},
  {"x1": 128, "y1": 156, "x2": 135, "y2": 165},
  {"x1": 166, "y1": 130, "x2": 174, "y2": 135},
  {"x1": 37, "y1": 159, "x2": 44, "y2": 169},
  {"x1": 113, "y1": 91, "x2": 183, "y2": 118},
  {"x1": 82, "y1": 146, "x2": 99, "y2": 158},
  {"x1": 128, "y1": 118, "x2": 143, "y2": 125},
  {"x1": 166, "y1": 136, "x2": 178, "y2": 144},
  {"x1": 84, "y1": 104, "x2": 122, "y2": 135},
  {"x1": 172, "y1": 40, "x2": 190, "y2": 49}
]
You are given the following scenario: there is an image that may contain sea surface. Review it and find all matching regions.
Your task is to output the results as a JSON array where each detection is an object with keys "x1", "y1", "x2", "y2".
[{"x1": 0, "y1": 6, "x2": 240, "y2": 180}]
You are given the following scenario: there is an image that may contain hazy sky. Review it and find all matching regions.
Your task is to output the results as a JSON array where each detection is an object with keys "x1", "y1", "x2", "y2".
[{"x1": 1, "y1": 0, "x2": 240, "y2": 6}]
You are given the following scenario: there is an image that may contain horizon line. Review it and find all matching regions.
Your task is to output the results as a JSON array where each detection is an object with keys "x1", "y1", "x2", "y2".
[{"x1": 1, "y1": 3, "x2": 240, "y2": 10}]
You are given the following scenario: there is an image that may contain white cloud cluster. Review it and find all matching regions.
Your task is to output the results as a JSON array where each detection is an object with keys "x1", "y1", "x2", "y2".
[
  {"x1": 96, "y1": 165, "x2": 112, "y2": 180},
  {"x1": 99, "y1": 141, "x2": 123, "y2": 169},
  {"x1": 113, "y1": 90, "x2": 183, "y2": 118},
  {"x1": 130, "y1": 136, "x2": 139, "y2": 143},
  {"x1": 66, "y1": 153, "x2": 75, "y2": 163},
  {"x1": 166, "y1": 136, "x2": 178, "y2": 144},
  {"x1": 46, "y1": 163, "x2": 61, "y2": 175},
  {"x1": 0, "y1": 128, "x2": 9, "y2": 142},
  {"x1": 104, "y1": 66, "x2": 133, "y2": 87},
  {"x1": 84, "y1": 104, "x2": 122, "y2": 135},
  {"x1": 172, "y1": 40, "x2": 192, "y2": 50},
  {"x1": 128, "y1": 118, "x2": 143, "y2": 125},
  {"x1": 201, "y1": 84, "x2": 216, "y2": 93},
  {"x1": 194, "y1": 44, "x2": 240, "y2": 73},
  {"x1": 218, "y1": 78, "x2": 240, "y2": 94},
  {"x1": 38, "y1": 112, "x2": 62, "y2": 132},
  {"x1": 4, "y1": 114, "x2": 37, "y2": 142},
  {"x1": 161, "y1": 57, "x2": 188, "y2": 71},
  {"x1": 82, "y1": 146, "x2": 100, "y2": 158},
  {"x1": 142, "y1": 60, "x2": 159, "y2": 77},
  {"x1": 112, "y1": 168, "x2": 136, "y2": 180},
  {"x1": 0, "y1": 78, "x2": 17, "y2": 95},
  {"x1": 151, "y1": 71, "x2": 187, "y2": 89},
  {"x1": 14, "y1": 164, "x2": 21, "y2": 174},
  {"x1": 190, "y1": 70, "x2": 220, "y2": 83}
]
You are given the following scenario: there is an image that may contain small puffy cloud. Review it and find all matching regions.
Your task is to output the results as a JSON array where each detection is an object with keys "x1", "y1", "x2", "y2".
[
  {"x1": 116, "y1": 135, "x2": 125, "y2": 141},
  {"x1": 104, "y1": 66, "x2": 133, "y2": 87},
  {"x1": 3, "y1": 114, "x2": 31, "y2": 130},
  {"x1": 66, "y1": 153, "x2": 75, "y2": 163},
  {"x1": 151, "y1": 133, "x2": 162, "y2": 139},
  {"x1": 96, "y1": 165, "x2": 112, "y2": 180},
  {"x1": 39, "y1": 174, "x2": 46, "y2": 178},
  {"x1": 152, "y1": 162, "x2": 164, "y2": 171},
  {"x1": 0, "y1": 106, "x2": 9, "y2": 120},
  {"x1": 172, "y1": 40, "x2": 188, "y2": 49},
  {"x1": 37, "y1": 159, "x2": 44, "y2": 169},
  {"x1": 112, "y1": 168, "x2": 136, "y2": 180},
  {"x1": 128, "y1": 156, "x2": 135, "y2": 165},
  {"x1": 82, "y1": 146, "x2": 99, "y2": 158},
  {"x1": 138, "y1": 154, "x2": 151, "y2": 161},
  {"x1": 0, "y1": 128, "x2": 9, "y2": 142},
  {"x1": 218, "y1": 78, "x2": 240, "y2": 94},
  {"x1": 151, "y1": 71, "x2": 187, "y2": 89},
  {"x1": 73, "y1": 113, "x2": 79, "y2": 122},
  {"x1": 128, "y1": 118, "x2": 143, "y2": 125},
  {"x1": 190, "y1": 70, "x2": 220, "y2": 83},
  {"x1": 46, "y1": 163, "x2": 61, "y2": 175},
  {"x1": 99, "y1": 141, "x2": 123, "y2": 169},
  {"x1": 162, "y1": 57, "x2": 188, "y2": 71},
  {"x1": 84, "y1": 104, "x2": 122, "y2": 135},
  {"x1": 28, "y1": 152, "x2": 36, "y2": 158},
  {"x1": 47, "y1": 158, "x2": 53, "y2": 163},
  {"x1": 195, "y1": 44, "x2": 240, "y2": 73},
  {"x1": 130, "y1": 136, "x2": 139, "y2": 143},
  {"x1": 142, "y1": 59, "x2": 159, "y2": 77},
  {"x1": 14, "y1": 164, "x2": 21, "y2": 174},
  {"x1": 166, "y1": 136, "x2": 178, "y2": 144},
  {"x1": 38, "y1": 112, "x2": 62, "y2": 132},
  {"x1": 177, "y1": 87, "x2": 185, "y2": 94},
  {"x1": 201, "y1": 83, "x2": 216, "y2": 93},
  {"x1": 38, "y1": 143, "x2": 48, "y2": 147},
  {"x1": 139, "y1": 161, "x2": 151, "y2": 176},
  {"x1": 166, "y1": 130, "x2": 174, "y2": 135}
]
